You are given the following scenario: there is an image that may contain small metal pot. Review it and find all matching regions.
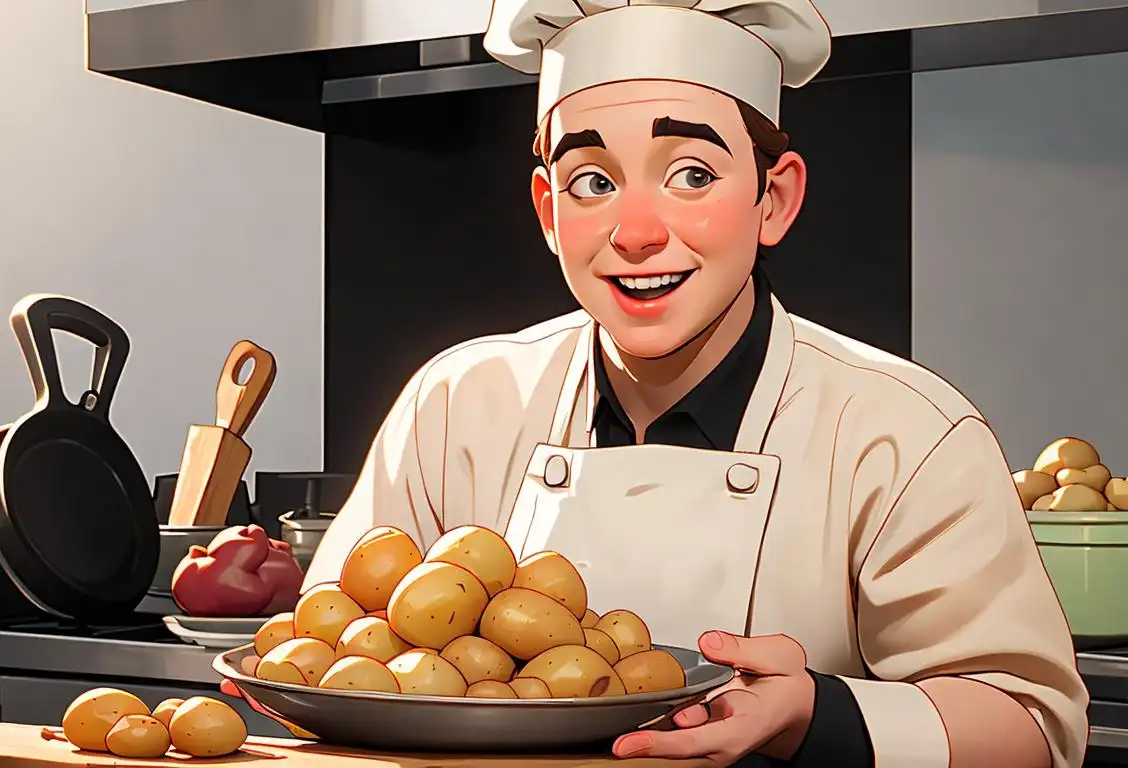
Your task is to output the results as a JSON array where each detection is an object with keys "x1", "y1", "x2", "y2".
[
  {"x1": 151, "y1": 525, "x2": 227, "y2": 597},
  {"x1": 279, "y1": 511, "x2": 334, "y2": 573}
]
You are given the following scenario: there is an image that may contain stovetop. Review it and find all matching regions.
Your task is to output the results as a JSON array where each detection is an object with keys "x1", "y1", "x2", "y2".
[{"x1": 0, "y1": 611, "x2": 179, "y2": 643}]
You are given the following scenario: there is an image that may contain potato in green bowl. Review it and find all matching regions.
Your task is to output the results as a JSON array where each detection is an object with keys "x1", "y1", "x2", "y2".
[{"x1": 1028, "y1": 510, "x2": 1128, "y2": 640}]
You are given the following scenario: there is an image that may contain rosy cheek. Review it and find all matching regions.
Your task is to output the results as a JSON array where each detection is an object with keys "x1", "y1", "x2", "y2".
[
  {"x1": 556, "y1": 203, "x2": 614, "y2": 261},
  {"x1": 662, "y1": 184, "x2": 760, "y2": 255}
]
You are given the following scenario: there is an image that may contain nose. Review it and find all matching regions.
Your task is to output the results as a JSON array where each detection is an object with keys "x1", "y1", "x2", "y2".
[{"x1": 609, "y1": 197, "x2": 668, "y2": 257}]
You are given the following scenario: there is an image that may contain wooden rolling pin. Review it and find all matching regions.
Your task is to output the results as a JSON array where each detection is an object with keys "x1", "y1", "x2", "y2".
[{"x1": 168, "y1": 340, "x2": 277, "y2": 527}]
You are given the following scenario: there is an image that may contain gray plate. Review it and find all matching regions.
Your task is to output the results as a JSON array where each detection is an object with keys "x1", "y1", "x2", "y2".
[{"x1": 213, "y1": 643, "x2": 733, "y2": 751}]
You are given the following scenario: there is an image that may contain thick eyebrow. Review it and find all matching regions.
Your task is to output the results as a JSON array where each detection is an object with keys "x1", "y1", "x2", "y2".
[
  {"x1": 652, "y1": 116, "x2": 731, "y2": 156},
  {"x1": 549, "y1": 129, "x2": 605, "y2": 165}
]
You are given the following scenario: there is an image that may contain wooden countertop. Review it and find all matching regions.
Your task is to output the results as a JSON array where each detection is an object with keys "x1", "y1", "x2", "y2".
[{"x1": 0, "y1": 724, "x2": 709, "y2": 767}]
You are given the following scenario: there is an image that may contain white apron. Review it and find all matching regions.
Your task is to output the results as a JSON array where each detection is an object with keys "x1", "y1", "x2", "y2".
[{"x1": 504, "y1": 311, "x2": 792, "y2": 650}]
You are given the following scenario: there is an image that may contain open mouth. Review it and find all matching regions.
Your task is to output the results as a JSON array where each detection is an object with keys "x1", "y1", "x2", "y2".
[{"x1": 607, "y1": 270, "x2": 696, "y2": 301}]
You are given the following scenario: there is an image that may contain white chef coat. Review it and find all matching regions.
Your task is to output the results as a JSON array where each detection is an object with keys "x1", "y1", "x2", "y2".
[{"x1": 306, "y1": 293, "x2": 1089, "y2": 768}]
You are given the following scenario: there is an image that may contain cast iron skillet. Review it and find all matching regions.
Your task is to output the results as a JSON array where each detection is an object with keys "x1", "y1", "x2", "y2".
[{"x1": 0, "y1": 294, "x2": 158, "y2": 619}]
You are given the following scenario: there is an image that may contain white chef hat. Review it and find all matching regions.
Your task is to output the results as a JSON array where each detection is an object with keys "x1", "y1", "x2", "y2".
[{"x1": 484, "y1": 0, "x2": 832, "y2": 126}]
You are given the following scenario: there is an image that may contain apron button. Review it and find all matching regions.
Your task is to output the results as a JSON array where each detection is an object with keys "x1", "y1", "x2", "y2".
[
  {"x1": 544, "y1": 454, "x2": 569, "y2": 488},
  {"x1": 726, "y1": 463, "x2": 759, "y2": 493}
]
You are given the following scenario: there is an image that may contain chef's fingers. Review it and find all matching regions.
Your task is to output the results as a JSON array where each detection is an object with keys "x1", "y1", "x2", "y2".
[
  {"x1": 613, "y1": 713, "x2": 754, "y2": 763},
  {"x1": 675, "y1": 686, "x2": 749, "y2": 728},
  {"x1": 673, "y1": 703, "x2": 710, "y2": 727},
  {"x1": 698, "y1": 631, "x2": 806, "y2": 675}
]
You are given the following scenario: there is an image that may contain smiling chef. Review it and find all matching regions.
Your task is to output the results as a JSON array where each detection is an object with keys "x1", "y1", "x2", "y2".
[{"x1": 302, "y1": 0, "x2": 1089, "y2": 765}]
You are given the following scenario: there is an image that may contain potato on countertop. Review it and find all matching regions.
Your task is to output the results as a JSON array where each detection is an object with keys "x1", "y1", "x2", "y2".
[
  {"x1": 62, "y1": 688, "x2": 150, "y2": 752},
  {"x1": 105, "y1": 715, "x2": 170, "y2": 758},
  {"x1": 168, "y1": 697, "x2": 247, "y2": 758}
]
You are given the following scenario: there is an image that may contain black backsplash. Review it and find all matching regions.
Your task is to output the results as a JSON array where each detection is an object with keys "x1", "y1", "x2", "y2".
[{"x1": 324, "y1": 72, "x2": 911, "y2": 473}]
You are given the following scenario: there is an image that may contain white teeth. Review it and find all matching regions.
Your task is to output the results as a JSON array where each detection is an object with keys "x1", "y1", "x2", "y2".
[{"x1": 617, "y1": 273, "x2": 686, "y2": 289}]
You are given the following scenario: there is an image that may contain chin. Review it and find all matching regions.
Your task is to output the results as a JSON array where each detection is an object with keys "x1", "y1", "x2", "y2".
[{"x1": 605, "y1": 324, "x2": 689, "y2": 360}]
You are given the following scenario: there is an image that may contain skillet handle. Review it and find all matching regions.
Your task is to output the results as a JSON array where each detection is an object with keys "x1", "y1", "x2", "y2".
[{"x1": 9, "y1": 294, "x2": 130, "y2": 418}]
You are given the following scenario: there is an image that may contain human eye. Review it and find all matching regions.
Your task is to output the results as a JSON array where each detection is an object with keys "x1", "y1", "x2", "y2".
[
  {"x1": 665, "y1": 164, "x2": 719, "y2": 191},
  {"x1": 565, "y1": 171, "x2": 616, "y2": 199}
]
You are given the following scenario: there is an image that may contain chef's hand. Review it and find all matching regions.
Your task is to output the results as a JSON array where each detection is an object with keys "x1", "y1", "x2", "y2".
[
  {"x1": 218, "y1": 661, "x2": 319, "y2": 740},
  {"x1": 613, "y1": 632, "x2": 815, "y2": 766}
]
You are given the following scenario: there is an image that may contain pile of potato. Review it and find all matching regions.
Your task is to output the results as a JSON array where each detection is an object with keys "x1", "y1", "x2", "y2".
[
  {"x1": 1014, "y1": 437, "x2": 1128, "y2": 512},
  {"x1": 60, "y1": 690, "x2": 246, "y2": 759},
  {"x1": 249, "y1": 525, "x2": 685, "y2": 699}
]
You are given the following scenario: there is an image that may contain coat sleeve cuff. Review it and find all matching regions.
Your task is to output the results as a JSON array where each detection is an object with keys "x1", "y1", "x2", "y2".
[
  {"x1": 786, "y1": 671, "x2": 874, "y2": 767},
  {"x1": 838, "y1": 676, "x2": 950, "y2": 768}
]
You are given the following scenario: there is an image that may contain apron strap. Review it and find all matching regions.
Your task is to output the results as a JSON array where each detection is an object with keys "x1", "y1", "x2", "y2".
[
  {"x1": 548, "y1": 322, "x2": 593, "y2": 446},
  {"x1": 733, "y1": 295, "x2": 795, "y2": 454}
]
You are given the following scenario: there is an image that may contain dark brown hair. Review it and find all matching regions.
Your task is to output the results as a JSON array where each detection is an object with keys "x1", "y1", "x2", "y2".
[{"x1": 533, "y1": 97, "x2": 790, "y2": 201}]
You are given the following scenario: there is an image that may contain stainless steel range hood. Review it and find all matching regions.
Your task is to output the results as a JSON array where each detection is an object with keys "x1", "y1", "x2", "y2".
[
  {"x1": 86, "y1": 0, "x2": 1128, "y2": 71},
  {"x1": 85, "y1": 0, "x2": 1128, "y2": 129}
]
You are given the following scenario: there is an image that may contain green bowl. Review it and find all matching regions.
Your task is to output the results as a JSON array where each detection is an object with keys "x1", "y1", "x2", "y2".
[{"x1": 1028, "y1": 510, "x2": 1128, "y2": 638}]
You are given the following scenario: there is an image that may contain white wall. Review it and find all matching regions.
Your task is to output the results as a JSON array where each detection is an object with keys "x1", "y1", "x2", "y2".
[
  {"x1": 0, "y1": 1, "x2": 324, "y2": 483},
  {"x1": 912, "y1": 52, "x2": 1128, "y2": 474}
]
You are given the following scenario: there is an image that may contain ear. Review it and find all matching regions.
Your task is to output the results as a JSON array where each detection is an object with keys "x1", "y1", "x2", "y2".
[
  {"x1": 530, "y1": 166, "x2": 558, "y2": 256},
  {"x1": 758, "y1": 151, "x2": 807, "y2": 248}
]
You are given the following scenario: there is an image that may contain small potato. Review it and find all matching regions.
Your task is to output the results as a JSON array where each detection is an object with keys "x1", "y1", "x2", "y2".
[
  {"x1": 1012, "y1": 470, "x2": 1058, "y2": 510},
  {"x1": 1048, "y1": 484, "x2": 1107, "y2": 512},
  {"x1": 254, "y1": 613, "x2": 295, "y2": 657},
  {"x1": 368, "y1": 610, "x2": 388, "y2": 620},
  {"x1": 414, "y1": 647, "x2": 439, "y2": 655},
  {"x1": 584, "y1": 628, "x2": 620, "y2": 665},
  {"x1": 614, "y1": 649, "x2": 687, "y2": 694},
  {"x1": 63, "y1": 688, "x2": 150, "y2": 752},
  {"x1": 151, "y1": 699, "x2": 183, "y2": 730},
  {"x1": 257, "y1": 638, "x2": 336, "y2": 686},
  {"x1": 466, "y1": 680, "x2": 517, "y2": 699},
  {"x1": 105, "y1": 715, "x2": 170, "y2": 758},
  {"x1": 387, "y1": 650, "x2": 467, "y2": 696},
  {"x1": 1106, "y1": 478, "x2": 1128, "y2": 510},
  {"x1": 168, "y1": 697, "x2": 247, "y2": 758},
  {"x1": 594, "y1": 610, "x2": 651, "y2": 659},
  {"x1": 319, "y1": 656, "x2": 400, "y2": 692},
  {"x1": 441, "y1": 635, "x2": 516, "y2": 684},
  {"x1": 1056, "y1": 464, "x2": 1112, "y2": 493},
  {"x1": 424, "y1": 525, "x2": 517, "y2": 597},
  {"x1": 480, "y1": 587, "x2": 585, "y2": 661},
  {"x1": 580, "y1": 609, "x2": 600, "y2": 628},
  {"x1": 387, "y1": 562, "x2": 489, "y2": 650},
  {"x1": 520, "y1": 645, "x2": 626, "y2": 698},
  {"x1": 509, "y1": 677, "x2": 552, "y2": 699},
  {"x1": 294, "y1": 584, "x2": 366, "y2": 647},
  {"x1": 340, "y1": 527, "x2": 423, "y2": 611},
  {"x1": 336, "y1": 616, "x2": 410, "y2": 663},
  {"x1": 513, "y1": 551, "x2": 588, "y2": 620},
  {"x1": 1034, "y1": 438, "x2": 1100, "y2": 476},
  {"x1": 1032, "y1": 494, "x2": 1054, "y2": 511}
]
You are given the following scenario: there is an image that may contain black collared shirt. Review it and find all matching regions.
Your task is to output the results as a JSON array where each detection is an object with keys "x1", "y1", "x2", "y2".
[
  {"x1": 593, "y1": 268, "x2": 773, "y2": 450},
  {"x1": 593, "y1": 269, "x2": 875, "y2": 768}
]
